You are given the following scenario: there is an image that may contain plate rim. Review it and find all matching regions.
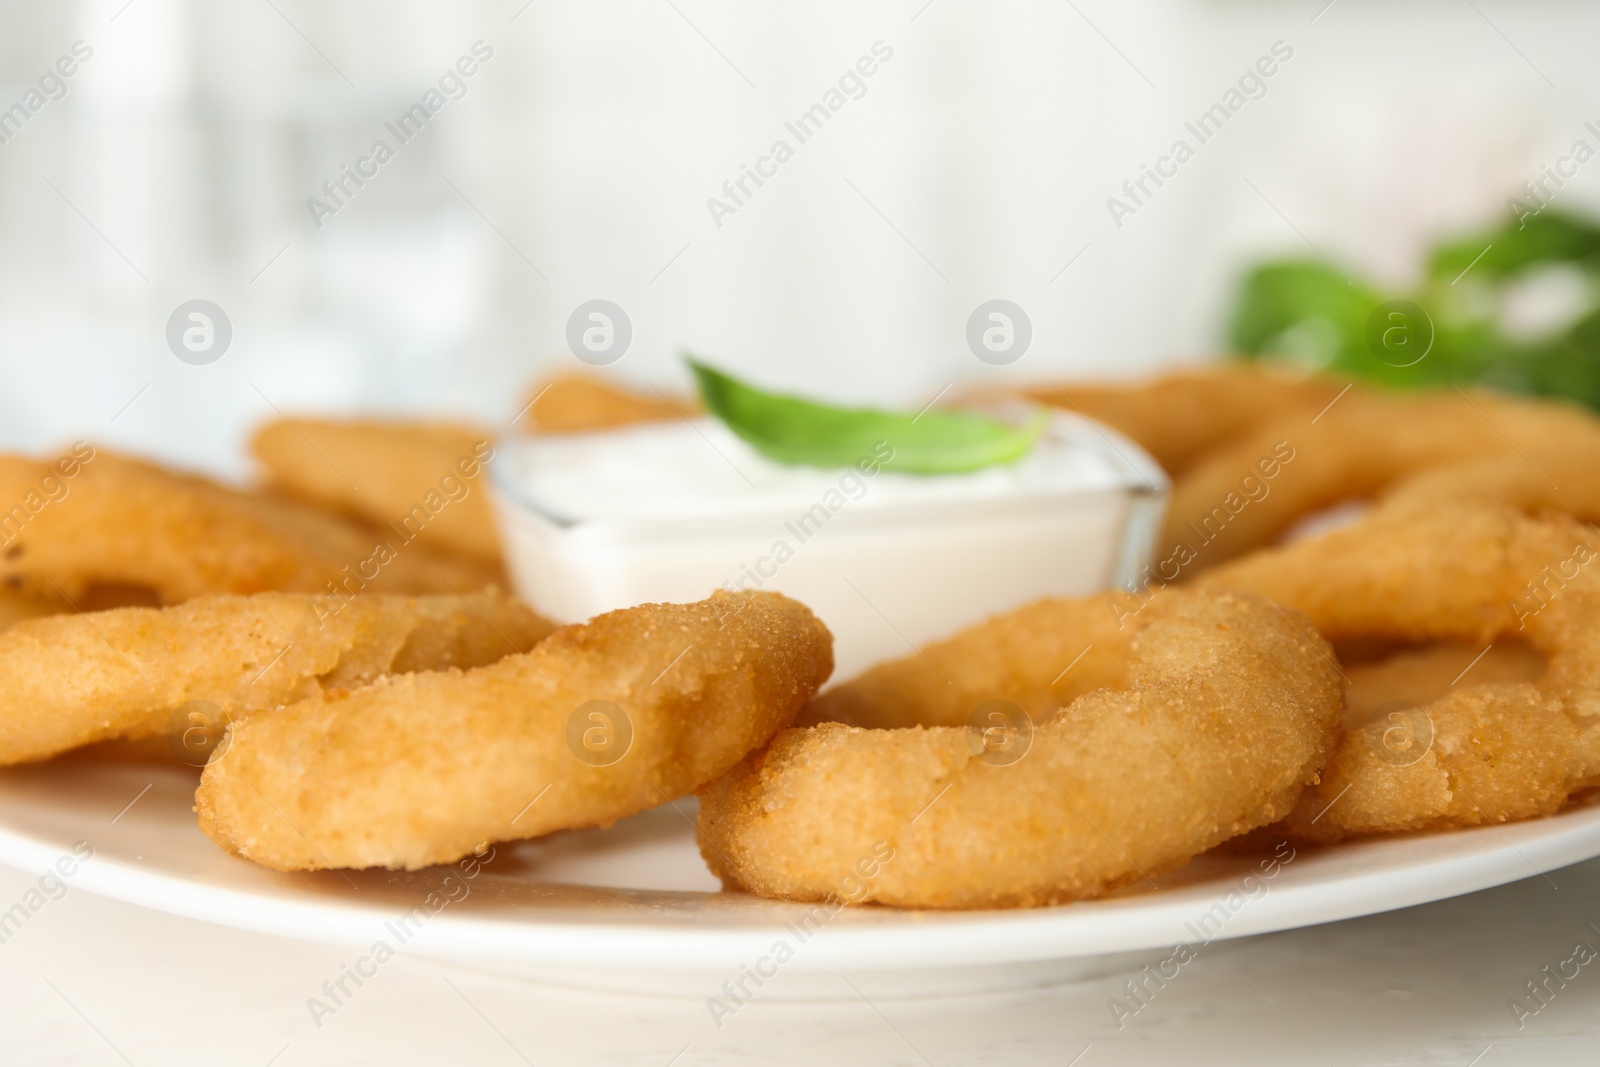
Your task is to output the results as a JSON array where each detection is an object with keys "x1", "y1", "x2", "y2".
[{"x1": 2, "y1": 766, "x2": 1596, "y2": 975}]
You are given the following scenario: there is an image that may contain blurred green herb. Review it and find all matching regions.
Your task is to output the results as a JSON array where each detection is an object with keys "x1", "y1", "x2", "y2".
[
  {"x1": 1228, "y1": 210, "x2": 1600, "y2": 408},
  {"x1": 688, "y1": 358, "x2": 1045, "y2": 473}
]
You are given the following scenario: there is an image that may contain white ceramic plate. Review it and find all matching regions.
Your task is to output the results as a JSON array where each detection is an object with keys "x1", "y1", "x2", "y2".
[{"x1": 2, "y1": 758, "x2": 1598, "y2": 1000}]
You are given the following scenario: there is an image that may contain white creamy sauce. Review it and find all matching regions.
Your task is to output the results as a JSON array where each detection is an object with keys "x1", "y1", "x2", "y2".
[
  {"x1": 497, "y1": 418, "x2": 1130, "y2": 524},
  {"x1": 490, "y1": 411, "x2": 1166, "y2": 681}
]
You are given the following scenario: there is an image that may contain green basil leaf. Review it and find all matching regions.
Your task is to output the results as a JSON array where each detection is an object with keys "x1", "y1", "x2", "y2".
[
  {"x1": 688, "y1": 358, "x2": 1044, "y2": 474},
  {"x1": 1227, "y1": 208, "x2": 1600, "y2": 411}
]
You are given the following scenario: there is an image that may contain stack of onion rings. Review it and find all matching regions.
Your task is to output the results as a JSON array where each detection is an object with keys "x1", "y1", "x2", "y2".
[
  {"x1": 1198, "y1": 504, "x2": 1600, "y2": 841},
  {"x1": 1025, "y1": 364, "x2": 1346, "y2": 477},
  {"x1": 0, "y1": 589, "x2": 551, "y2": 766},
  {"x1": 0, "y1": 450, "x2": 500, "y2": 605},
  {"x1": 1159, "y1": 388, "x2": 1600, "y2": 573}
]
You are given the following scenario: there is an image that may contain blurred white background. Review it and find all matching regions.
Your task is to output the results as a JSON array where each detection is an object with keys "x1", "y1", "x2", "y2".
[{"x1": 0, "y1": 0, "x2": 1595, "y2": 476}]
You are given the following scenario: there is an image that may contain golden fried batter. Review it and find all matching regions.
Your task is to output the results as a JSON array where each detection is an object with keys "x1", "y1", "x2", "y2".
[
  {"x1": 521, "y1": 371, "x2": 692, "y2": 433},
  {"x1": 196, "y1": 591, "x2": 832, "y2": 871},
  {"x1": 0, "y1": 588, "x2": 74, "y2": 629},
  {"x1": 252, "y1": 419, "x2": 502, "y2": 565},
  {"x1": 802, "y1": 593, "x2": 1134, "y2": 729},
  {"x1": 0, "y1": 449, "x2": 500, "y2": 604},
  {"x1": 1379, "y1": 450, "x2": 1600, "y2": 523},
  {"x1": 0, "y1": 590, "x2": 551, "y2": 766},
  {"x1": 699, "y1": 590, "x2": 1342, "y2": 909},
  {"x1": 1199, "y1": 505, "x2": 1600, "y2": 840},
  {"x1": 1023, "y1": 364, "x2": 1347, "y2": 476},
  {"x1": 1163, "y1": 389, "x2": 1600, "y2": 572},
  {"x1": 249, "y1": 372, "x2": 693, "y2": 567},
  {"x1": 1339, "y1": 639, "x2": 1545, "y2": 729}
]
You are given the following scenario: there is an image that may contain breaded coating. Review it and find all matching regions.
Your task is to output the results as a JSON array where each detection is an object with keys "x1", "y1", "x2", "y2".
[
  {"x1": 522, "y1": 371, "x2": 691, "y2": 434},
  {"x1": 1379, "y1": 450, "x2": 1600, "y2": 523},
  {"x1": 0, "y1": 590, "x2": 551, "y2": 765},
  {"x1": 0, "y1": 449, "x2": 500, "y2": 604},
  {"x1": 0, "y1": 588, "x2": 76, "y2": 629},
  {"x1": 1199, "y1": 505, "x2": 1600, "y2": 841},
  {"x1": 252, "y1": 419, "x2": 501, "y2": 565},
  {"x1": 1162, "y1": 389, "x2": 1600, "y2": 572},
  {"x1": 802, "y1": 593, "x2": 1135, "y2": 729},
  {"x1": 249, "y1": 372, "x2": 692, "y2": 566},
  {"x1": 1340, "y1": 640, "x2": 1544, "y2": 728},
  {"x1": 196, "y1": 591, "x2": 833, "y2": 871},
  {"x1": 698, "y1": 590, "x2": 1342, "y2": 909},
  {"x1": 1023, "y1": 365, "x2": 1347, "y2": 476},
  {"x1": 1280, "y1": 685, "x2": 1585, "y2": 843}
]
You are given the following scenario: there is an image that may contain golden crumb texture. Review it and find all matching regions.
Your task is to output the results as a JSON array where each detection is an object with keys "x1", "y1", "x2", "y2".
[
  {"x1": 196, "y1": 590, "x2": 833, "y2": 871},
  {"x1": 698, "y1": 588, "x2": 1341, "y2": 909}
]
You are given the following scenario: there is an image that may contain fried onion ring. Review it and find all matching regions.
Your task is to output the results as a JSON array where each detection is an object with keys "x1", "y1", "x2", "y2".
[
  {"x1": 249, "y1": 373, "x2": 694, "y2": 566},
  {"x1": 1161, "y1": 389, "x2": 1600, "y2": 573},
  {"x1": 0, "y1": 450, "x2": 500, "y2": 604},
  {"x1": 1022, "y1": 365, "x2": 1347, "y2": 476},
  {"x1": 801, "y1": 594, "x2": 1134, "y2": 730},
  {"x1": 0, "y1": 588, "x2": 76, "y2": 630},
  {"x1": 196, "y1": 590, "x2": 832, "y2": 871},
  {"x1": 698, "y1": 589, "x2": 1341, "y2": 909},
  {"x1": 1378, "y1": 450, "x2": 1600, "y2": 524},
  {"x1": 1198, "y1": 505, "x2": 1600, "y2": 841},
  {"x1": 252, "y1": 419, "x2": 502, "y2": 565},
  {"x1": 522, "y1": 371, "x2": 691, "y2": 434},
  {"x1": 0, "y1": 589, "x2": 551, "y2": 766}
]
